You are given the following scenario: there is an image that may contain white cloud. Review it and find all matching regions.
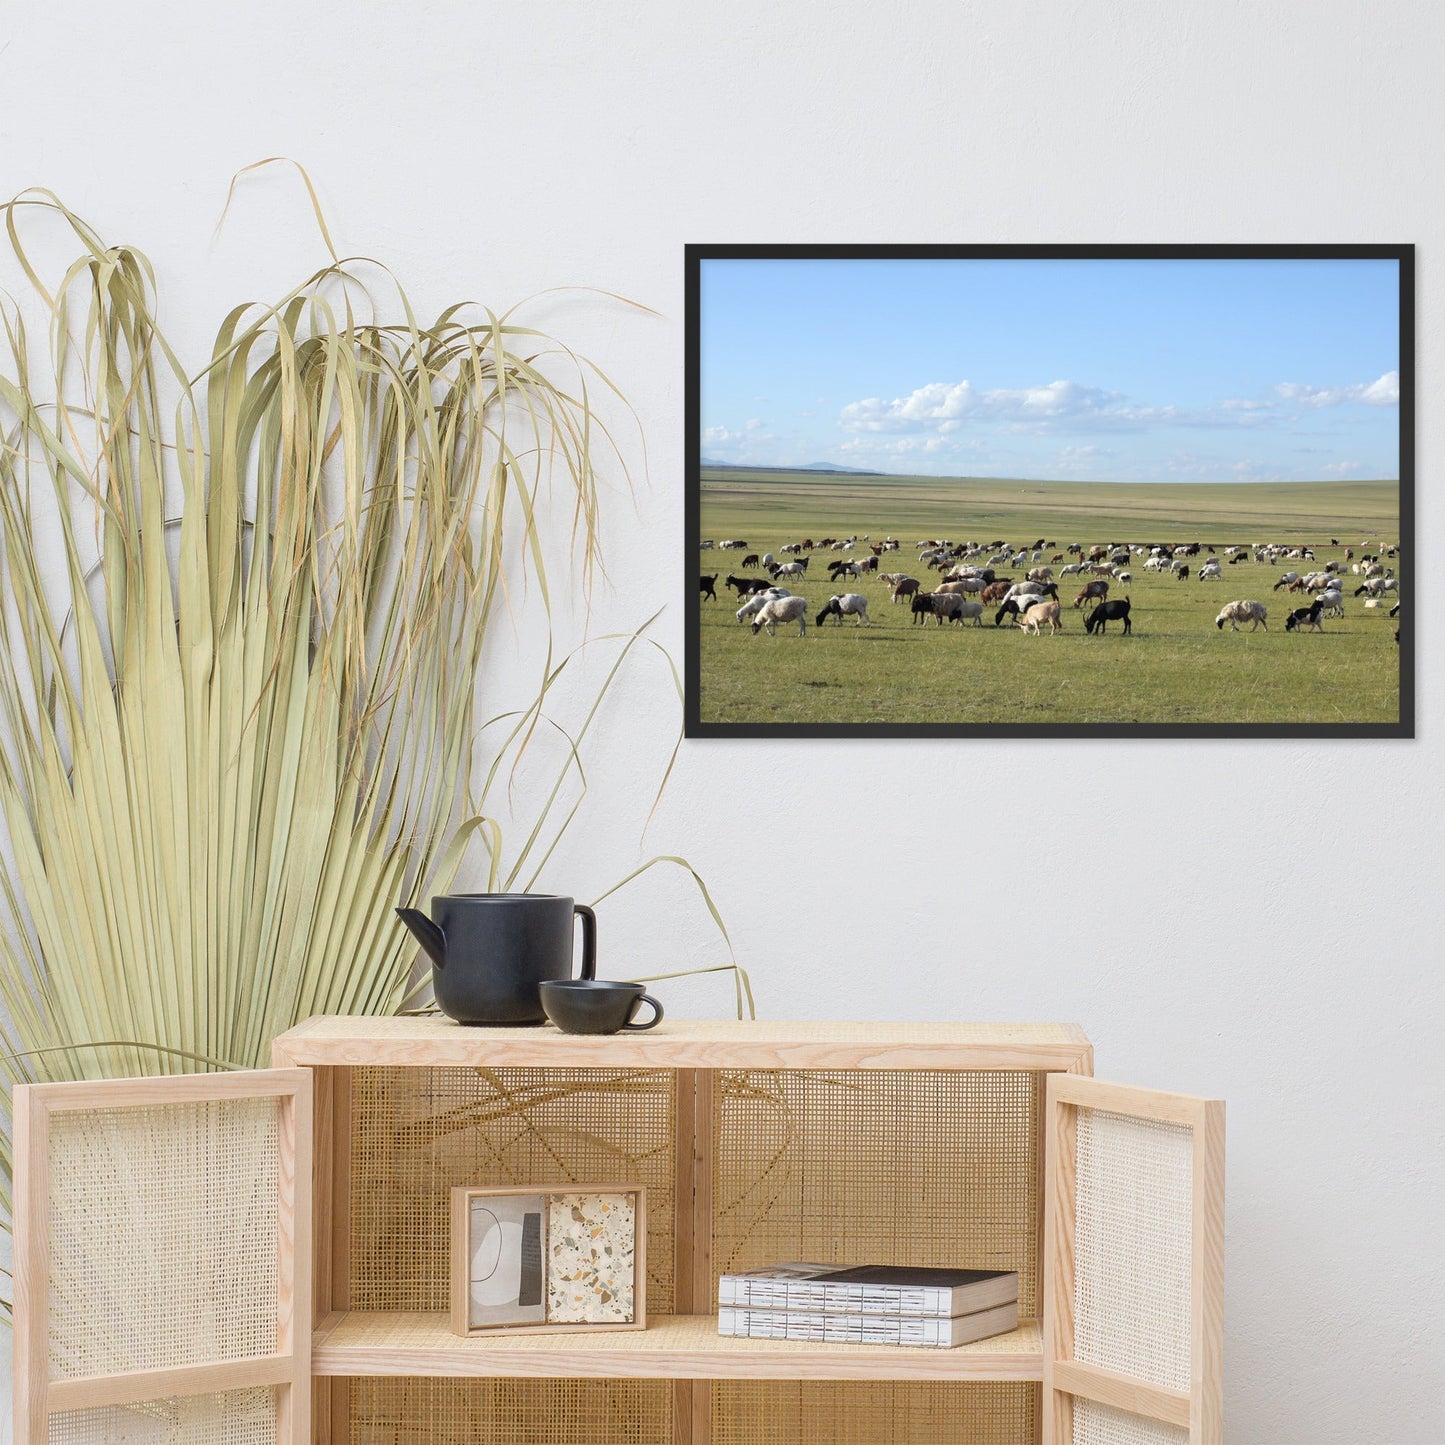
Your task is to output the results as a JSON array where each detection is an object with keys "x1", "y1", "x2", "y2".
[
  {"x1": 744, "y1": 418, "x2": 765, "y2": 431},
  {"x1": 839, "y1": 378, "x2": 1161, "y2": 435},
  {"x1": 837, "y1": 370, "x2": 1400, "y2": 446},
  {"x1": 1275, "y1": 371, "x2": 1399, "y2": 408},
  {"x1": 1054, "y1": 444, "x2": 1115, "y2": 474}
]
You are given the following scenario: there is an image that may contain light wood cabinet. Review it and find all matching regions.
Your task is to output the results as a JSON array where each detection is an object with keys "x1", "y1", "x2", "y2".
[{"x1": 13, "y1": 1018, "x2": 1223, "y2": 1445}]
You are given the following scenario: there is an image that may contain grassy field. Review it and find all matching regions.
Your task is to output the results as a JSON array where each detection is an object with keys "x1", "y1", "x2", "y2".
[{"x1": 697, "y1": 470, "x2": 1402, "y2": 727}]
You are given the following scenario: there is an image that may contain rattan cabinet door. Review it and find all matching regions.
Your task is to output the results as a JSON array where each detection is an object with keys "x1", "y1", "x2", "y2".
[
  {"x1": 1042, "y1": 1076, "x2": 1224, "y2": 1445},
  {"x1": 12, "y1": 1069, "x2": 312, "y2": 1445}
]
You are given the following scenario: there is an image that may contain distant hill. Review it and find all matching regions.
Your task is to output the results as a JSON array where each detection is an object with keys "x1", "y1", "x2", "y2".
[{"x1": 701, "y1": 459, "x2": 885, "y2": 476}]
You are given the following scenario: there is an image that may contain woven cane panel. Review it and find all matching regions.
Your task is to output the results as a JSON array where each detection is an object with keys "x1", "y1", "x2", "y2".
[
  {"x1": 349, "y1": 1066, "x2": 675, "y2": 1313},
  {"x1": 348, "y1": 1377, "x2": 672, "y2": 1445},
  {"x1": 1073, "y1": 1108, "x2": 1192, "y2": 1391},
  {"x1": 47, "y1": 1099, "x2": 280, "y2": 1378},
  {"x1": 1072, "y1": 1399, "x2": 1189, "y2": 1445},
  {"x1": 714, "y1": 1381, "x2": 1038, "y2": 1445},
  {"x1": 712, "y1": 1070, "x2": 1042, "y2": 1315},
  {"x1": 48, "y1": 1388, "x2": 277, "y2": 1444}
]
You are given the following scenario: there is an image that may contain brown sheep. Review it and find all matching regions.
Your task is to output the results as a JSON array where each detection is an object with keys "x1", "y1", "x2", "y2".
[
  {"x1": 1019, "y1": 600, "x2": 1062, "y2": 635},
  {"x1": 944, "y1": 575, "x2": 986, "y2": 595}
]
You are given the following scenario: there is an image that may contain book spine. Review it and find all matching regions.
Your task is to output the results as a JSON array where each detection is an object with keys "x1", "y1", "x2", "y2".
[
  {"x1": 717, "y1": 1307, "x2": 955, "y2": 1347},
  {"x1": 717, "y1": 1278, "x2": 953, "y2": 1316}
]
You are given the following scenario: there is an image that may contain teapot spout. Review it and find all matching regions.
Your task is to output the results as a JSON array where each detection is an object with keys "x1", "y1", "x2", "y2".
[{"x1": 396, "y1": 907, "x2": 448, "y2": 969}]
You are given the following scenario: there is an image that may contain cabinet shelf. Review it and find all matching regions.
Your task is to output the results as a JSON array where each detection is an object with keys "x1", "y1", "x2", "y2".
[
  {"x1": 274, "y1": 1015, "x2": 1093, "y2": 1072},
  {"x1": 312, "y1": 1311, "x2": 1044, "y2": 1382}
]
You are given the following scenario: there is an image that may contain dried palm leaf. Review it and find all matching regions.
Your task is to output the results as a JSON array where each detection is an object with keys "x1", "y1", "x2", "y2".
[{"x1": 0, "y1": 185, "x2": 745, "y2": 1320}]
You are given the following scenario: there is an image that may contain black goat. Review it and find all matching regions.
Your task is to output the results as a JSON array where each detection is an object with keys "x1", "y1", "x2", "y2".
[
  {"x1": 699, "y1": 574, "x2": 718, "y2": 602},
  {"x1": 1285, "y1": 599, "x2": 1325, "y2": 633},
  {"x1": 1084, "y1": 598, "x2": 1132, "y2": 635},
  {"x1": 726, "y1": 574, "x2": 773, "y2": 597},
  {"x1": 740, "y1": 553, "x2": 760, "y2": 569}
]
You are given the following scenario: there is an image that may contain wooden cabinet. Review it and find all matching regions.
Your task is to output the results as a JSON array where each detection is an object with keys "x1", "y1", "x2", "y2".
[{"x1": 13, "y1": 1019, "x2": 1223, "y2": 1445}]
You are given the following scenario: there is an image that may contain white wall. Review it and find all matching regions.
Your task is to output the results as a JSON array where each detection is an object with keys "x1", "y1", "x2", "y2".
[{"x1": 3, "y1": 2, "x2": 1442, "y2": 1440}]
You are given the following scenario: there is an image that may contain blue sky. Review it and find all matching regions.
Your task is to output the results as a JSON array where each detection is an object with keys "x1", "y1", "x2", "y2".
[{"x1": 699, "y1": 257, "x2": 1401, "y2": 482}]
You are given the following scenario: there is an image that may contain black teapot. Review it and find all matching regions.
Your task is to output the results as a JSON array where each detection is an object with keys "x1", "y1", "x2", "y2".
[{"x1": 396, "y1": 893, "x2": 597, "y2": 1025}]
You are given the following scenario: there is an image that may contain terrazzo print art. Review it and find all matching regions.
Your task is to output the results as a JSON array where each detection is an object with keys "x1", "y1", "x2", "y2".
[{"x1": 546, "y1": 1192, "x2": 636, "y2": 1323}]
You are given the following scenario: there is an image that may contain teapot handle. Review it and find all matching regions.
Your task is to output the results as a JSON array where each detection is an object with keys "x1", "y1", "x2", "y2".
[{"x1": 574, "y1": 903, "x2": 597, "y2": 980}]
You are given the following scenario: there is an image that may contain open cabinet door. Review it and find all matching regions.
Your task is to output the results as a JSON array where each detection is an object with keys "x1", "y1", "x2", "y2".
[
  {"x1": 1043, "y1": 1075, "x2": 1224, "y2": 1445},
  {"x1": 13, "y1": 1069, "x2": 312, "y2": 1445}
]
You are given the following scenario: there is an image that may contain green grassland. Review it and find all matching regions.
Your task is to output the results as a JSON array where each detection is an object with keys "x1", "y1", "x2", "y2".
[{"x1": 698, "y1": 470, "x2": 1402, "y2": 727}]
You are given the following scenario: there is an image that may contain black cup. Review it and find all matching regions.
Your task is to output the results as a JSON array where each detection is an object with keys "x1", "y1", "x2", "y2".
[{"x1": 539, "y1": 980, "x2": 664, "y2": 1035}]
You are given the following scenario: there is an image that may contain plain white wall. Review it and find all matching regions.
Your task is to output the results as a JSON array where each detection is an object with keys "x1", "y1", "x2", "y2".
[{"x1": 3, "y1": 2, "x2": 1442, "y2": 1440}]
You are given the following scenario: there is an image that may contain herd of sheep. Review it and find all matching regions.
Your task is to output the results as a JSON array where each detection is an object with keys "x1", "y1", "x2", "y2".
[{"x1": 699, "y1": 533, "x2": 1403, "y2": 643}]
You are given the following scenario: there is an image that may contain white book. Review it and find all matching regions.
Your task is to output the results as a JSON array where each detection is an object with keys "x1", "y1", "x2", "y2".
[
  {"x1": 717, "y1": 1299, "x2": 1020, "y2": 1349},
  {"x1": 717, "y1": 1262, "x2": 1018, "y2": 1318}
]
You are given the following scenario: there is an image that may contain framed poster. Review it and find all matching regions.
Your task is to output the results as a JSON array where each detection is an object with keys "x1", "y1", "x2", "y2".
[{"x1": 685, "y1": 245, "x2": 1412, "y2": 738}]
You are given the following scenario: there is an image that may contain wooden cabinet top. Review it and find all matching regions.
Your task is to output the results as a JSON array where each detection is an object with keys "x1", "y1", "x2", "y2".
[{"x1": 271, "y1": 1016, "x2": 1092, "y2": 1071}]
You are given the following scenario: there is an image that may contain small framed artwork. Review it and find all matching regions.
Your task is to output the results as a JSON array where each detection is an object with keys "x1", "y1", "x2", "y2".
[{"x1": 450, "y1": 1184, "x2": 647, "y2": 1336}]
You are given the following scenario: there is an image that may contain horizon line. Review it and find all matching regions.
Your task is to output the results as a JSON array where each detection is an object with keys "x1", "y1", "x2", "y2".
[{"x1": 699, "y1": 464, "x2": 1399, "y2": 487}]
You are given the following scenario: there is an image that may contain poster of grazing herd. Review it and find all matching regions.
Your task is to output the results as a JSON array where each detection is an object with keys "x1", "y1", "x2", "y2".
[{"x1": 685, "y1": 245, "x2": 1412, "y2": 737}]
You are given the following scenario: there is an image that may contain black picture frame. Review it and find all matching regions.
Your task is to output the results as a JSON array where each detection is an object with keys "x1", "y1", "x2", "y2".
[{"x1": 685, "y1": 244, "x2": 1413, "y2": 739}]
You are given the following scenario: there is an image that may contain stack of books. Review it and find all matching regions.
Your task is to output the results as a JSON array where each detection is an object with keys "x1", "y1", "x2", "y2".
[{"x1": 716, "y1": 1262, "x2": 1019, "y2": 1348}]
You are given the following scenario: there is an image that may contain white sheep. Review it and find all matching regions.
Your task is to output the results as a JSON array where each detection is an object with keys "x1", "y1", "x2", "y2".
[
  {"x1": 751, "y1": 595, "x2": 808, "y2": 636},
  {"x1": 1003, "y1": 581, "x2": 1046, "y2": 603},
  {"x1": 1215, "y1": 600, "x2": 1268, "y2": 631},
  {"x1": 735, "y1": 588, "x2": 789, "y2": 623},
  {"x1": 817, "y1": 593, "x2": 871, "y2": 627}
]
